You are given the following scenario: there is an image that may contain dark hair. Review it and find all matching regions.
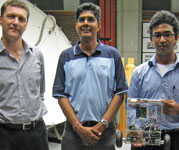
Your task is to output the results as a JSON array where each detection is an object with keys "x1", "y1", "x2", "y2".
[
  {"x1": 148, "y1": 10, "x2": 179, "y2": 39},
  {"x1": 75, "y1": 2, "x2": 101, "y2": 22},
  {"x1": 1, "y1": 0, "x2": 29, "y2": 20}
]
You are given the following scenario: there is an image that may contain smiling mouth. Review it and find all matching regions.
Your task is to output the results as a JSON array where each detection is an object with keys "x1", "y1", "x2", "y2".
[
  {"x1": 82, "y1": 28, "x2": 91, "y2": 32},
  {"x1": 9, "y1": 28, "x2": 19, "y2": 32}
]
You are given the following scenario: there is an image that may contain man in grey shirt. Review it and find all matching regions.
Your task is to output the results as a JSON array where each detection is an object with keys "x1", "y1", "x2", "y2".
[{"x1": 0, "y1": 0, "x2": 49, "y2": 150}]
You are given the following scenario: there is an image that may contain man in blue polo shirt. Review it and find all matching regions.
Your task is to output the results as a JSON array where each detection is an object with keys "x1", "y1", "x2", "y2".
[{"x1": 52, "y1": 2, "x2": 128, "y2": 150}]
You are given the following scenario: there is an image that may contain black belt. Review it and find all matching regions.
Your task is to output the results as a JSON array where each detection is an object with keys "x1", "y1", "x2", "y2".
[
  {"x1": 0, "y1": 118, "x2": 43, "y2": 130},
  {"x1": 162, "y1": 128, "x2": 179, "y2": 133},
  {"x1": 82, "y1": 121, "x2": 98, "y2": 127}
]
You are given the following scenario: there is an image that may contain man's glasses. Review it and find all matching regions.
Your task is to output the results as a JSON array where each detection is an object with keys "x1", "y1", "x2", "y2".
[
  {"x1": 78, "y1": 16, "x2": 96, "y2": 23},
  {"x1": 152, "y1": 32, "x2": 175, "y2": 40}
]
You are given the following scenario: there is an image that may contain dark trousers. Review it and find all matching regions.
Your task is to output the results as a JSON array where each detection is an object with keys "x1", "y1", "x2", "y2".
[
  {"x1": 61, "y1": 120, "x2": 116, "y2": 150},
  {"x1": 0, "y1": 119, "x2": 49, "y2": 150},
  {"x1": 131, "y1": 130, "x2": 179, "y2": 150}
]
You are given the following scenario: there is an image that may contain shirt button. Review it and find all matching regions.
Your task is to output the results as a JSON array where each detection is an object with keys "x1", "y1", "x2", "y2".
[
  {"x1": 21, "y1": 109, "x2": 24, "y2": 112},
  {"x1": 20, "y1": 96, "x2": 23, "y2": 98}
]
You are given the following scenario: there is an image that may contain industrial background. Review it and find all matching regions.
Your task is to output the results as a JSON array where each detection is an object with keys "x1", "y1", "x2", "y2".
[{"x1": 28, "y1": 0, "x2": 179, "y2": 66}]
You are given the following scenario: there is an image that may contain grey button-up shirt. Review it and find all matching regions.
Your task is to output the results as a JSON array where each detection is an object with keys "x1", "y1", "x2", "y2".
[{"x1": 0, "y1": 40, "x2": 47, "y2": 124}]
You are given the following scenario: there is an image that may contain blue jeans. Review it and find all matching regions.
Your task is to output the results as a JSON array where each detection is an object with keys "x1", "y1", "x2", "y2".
[
  {"x1": 0, "y1": 119, "x2": 49, "y2": 150},
  {"x1": 61, "y1": 120, "x2": 116, "y2": 150}
]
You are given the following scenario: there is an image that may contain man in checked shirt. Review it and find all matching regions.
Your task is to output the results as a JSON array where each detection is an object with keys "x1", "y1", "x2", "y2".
[{"x1": 0, "y1": 0, "x2": 49, "y2": 149}]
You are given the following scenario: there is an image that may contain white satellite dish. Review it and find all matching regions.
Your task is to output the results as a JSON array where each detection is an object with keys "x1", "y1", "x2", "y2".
[{"x1": 0, "y1": 0, "x2": 71, "y2": 126}]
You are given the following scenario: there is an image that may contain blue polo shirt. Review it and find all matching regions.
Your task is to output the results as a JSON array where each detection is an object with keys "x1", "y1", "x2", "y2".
[{"x1": 53, "y1": 41, "x2": 128, "y2": 122}]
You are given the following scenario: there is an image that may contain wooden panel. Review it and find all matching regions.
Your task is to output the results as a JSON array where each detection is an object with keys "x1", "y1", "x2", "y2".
[
  {"x1": 105, "y1": 0, "x2": 111, "y2": 45},
  {"x1": 99, "y1": 0, "x2": 116, "y2": 46},
  {"x1": 111, "y1": 0, "x2": 116, "y2": 47},
  {"x1": 99, "y1": 0, "x2": 105, "y2": 44}
]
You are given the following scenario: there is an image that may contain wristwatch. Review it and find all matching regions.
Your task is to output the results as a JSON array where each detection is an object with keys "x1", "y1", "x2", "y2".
[{"x1": 100, "y1": 119, "x2": 109, "y2": 128}]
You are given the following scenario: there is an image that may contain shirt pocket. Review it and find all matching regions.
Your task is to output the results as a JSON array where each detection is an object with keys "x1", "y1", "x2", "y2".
[
  {"x1": 95, "y1": 58, "x2": 113, "y2": 78},
  {"x1": 172, "y1": 85, "x2": 179, "y2": 102}
]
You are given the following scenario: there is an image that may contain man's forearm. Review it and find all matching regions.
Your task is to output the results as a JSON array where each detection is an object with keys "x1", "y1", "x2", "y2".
[
  {"x1": 102, "y1": 93, "x2": 124, "y2": 124},
  {"x1": 58, "y1": 97, "x2": 81, "y2": 129}
]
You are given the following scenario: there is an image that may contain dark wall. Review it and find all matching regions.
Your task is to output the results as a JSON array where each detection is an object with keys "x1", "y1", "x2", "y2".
[
  {"x1": 29, "y1": 0, "x2": 64, "y2": 10},
  {"x1": 80, "y1": 0, "x2": 99, "y2": 5},
  {"x1": 143, "y1": 0, "x2": 170, "y2": 10}
]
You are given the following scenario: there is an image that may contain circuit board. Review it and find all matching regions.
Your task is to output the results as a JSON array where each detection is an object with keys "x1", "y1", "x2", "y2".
[{"x1": 126, "y1": 98, "x2": 163, "y2": 146}]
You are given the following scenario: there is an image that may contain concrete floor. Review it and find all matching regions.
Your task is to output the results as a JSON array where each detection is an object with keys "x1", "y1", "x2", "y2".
[{"x1": 48, "y1": 142, "x2": 131, "y2": 150}]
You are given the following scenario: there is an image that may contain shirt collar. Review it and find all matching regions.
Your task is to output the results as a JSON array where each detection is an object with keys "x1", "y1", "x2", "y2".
[
  {"x1": 0, "y1": 39, "x2": 33, "y2": 54},
  {"x1": 0, "y1": 40, "x2": 6, "y2": 53},
  {"x1": 23, "y1": 40, "x2": 33, "y2": 53},
  {"x1": 73, "y1": 39, "x2": 103, "y2": 56},
  {"x1": 148, "y1": 54, "x2": 179, "y2": 67},
  {"x1": 148, "y1": 55, "x2": 157, "y2": 67}
]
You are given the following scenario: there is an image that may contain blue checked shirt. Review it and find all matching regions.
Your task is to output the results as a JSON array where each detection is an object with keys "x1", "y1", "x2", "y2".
[
  {"x1": 128, "y1": 55, "x2": 179, "y2": 130},
  {"x1": 0, "y1": 40, "x2": 47, "y2": 124}
]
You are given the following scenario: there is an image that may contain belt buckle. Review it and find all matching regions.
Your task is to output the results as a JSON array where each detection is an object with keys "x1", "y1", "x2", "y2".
[{"x1": 23, "y1": 122, "x2": 35, "y2": 130}]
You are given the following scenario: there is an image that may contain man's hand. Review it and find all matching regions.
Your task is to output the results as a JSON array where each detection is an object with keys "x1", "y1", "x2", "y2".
[
  {"x1": 162, "y1": 99, "x2": 179, "y2": 116},
  {"x1": 93, "y1": 121, "x2": 106, "y2": 133},
  {"x1": 75, "y1": 123, "x2": 102, "y2": 146}
]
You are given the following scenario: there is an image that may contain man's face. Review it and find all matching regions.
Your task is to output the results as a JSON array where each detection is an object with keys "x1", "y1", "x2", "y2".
[
  {"x1": 75, "y1": 10, "x2": 101, "y2": 40},
  {"x1": 0, "y1": 6, "x2": 28, "y2": 41},
  {"x1": 151, "y1": 23, "x2": 178, "y2": 56}
]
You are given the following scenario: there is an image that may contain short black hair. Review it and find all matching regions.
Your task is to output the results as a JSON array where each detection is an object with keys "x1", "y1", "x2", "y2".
[
  {"x1": 148, "y1": 10, "x2": 179, "y2": 39},
  {"x1": 75, "y1": 3, "x2": 101, "y2": 22},
  {"x1": 1, "y1": 0, "x2": 29, "y2": 20}
]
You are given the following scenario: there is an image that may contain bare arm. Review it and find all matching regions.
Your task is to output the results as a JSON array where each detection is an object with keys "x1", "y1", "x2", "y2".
[
  {"x1": 58, "y1": 97, "x2": 101, "y2": 145},
  {"x1": 93, "y1": 93, "x2": 125, "y2": 133},
  {"x1": 58, "y1": 97, "x2": 79, "y2": 127}
]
